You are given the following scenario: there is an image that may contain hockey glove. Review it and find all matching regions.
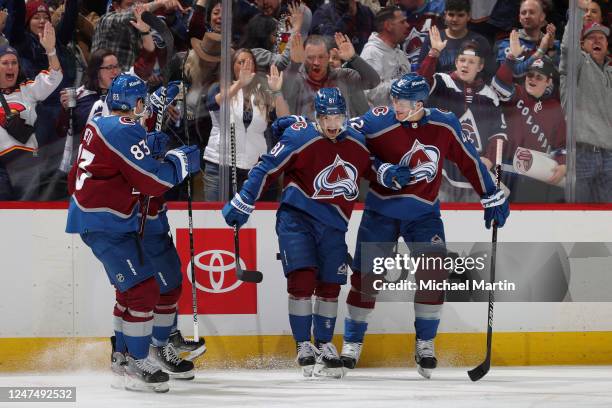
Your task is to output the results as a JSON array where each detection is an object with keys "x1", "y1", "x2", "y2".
[
  {"x1": 165, "y1": 145, "x2": 201, "y2": 182},
  {"x1": 222, "y1": 193, "x2": 254, "y2": 228},
  {"x1": 145, "y1": 131, "x2": 170, "y2": 159},
  {"x1": 378, "y1": 163, "x2": 411, "y2": 190},
  {"x1": 148, "y1": 81, "x2": 181, "y2": 114},
  {"x1": 271, "y1": 115, "x2": 307, "y2": 141},
  {"x1": 481, "y1": 189, "x2": 510, "y2": 229}
]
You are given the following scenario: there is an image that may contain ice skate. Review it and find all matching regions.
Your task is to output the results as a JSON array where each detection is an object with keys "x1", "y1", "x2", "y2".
[
  {"x1": 415, "y1": 338, "x2": 437, "y2": 379},
  {"x1": 110, "y1": 336, "x2": 126, "y2": 389},
  {"x1": 149, "y1": 343, "x2": 195, "y2": 380},
  {"x1": 168, "y1": 330, "x2": 207, "y2": 361},
  {"x1": 340, "y1": 341, "x2": 363, "y2": 370},
  {"x1": 296, "y1": 341, "x2": 318, "y2": 377},
  {"x1": 313, "y1": 342, "x2": 344, "y2": 379},
  {"x1": 124, "y1": 355, "x2": 170, "y2": 393}
]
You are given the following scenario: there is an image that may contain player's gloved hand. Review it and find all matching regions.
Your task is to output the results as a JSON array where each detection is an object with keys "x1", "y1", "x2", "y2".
[
  {"x1": 378, "y1": 163, "x2": 411, "y2": 190},
  {"x1": 222, "y1": 193, "x2": 254, "y2": 228},
  {"x1": 145, "y1": 131, "x2": 170, "y2": 158},
  {"x1": 148, "y1": 80, "x2": 181, "y2": 114},
  {"x1": 271, "y1": 115, "x2": 307, "y2": 142},
  {"x1": 481, "y1": 189, "x2": 509, "y2": 229},
  {"x1": 164, "y1": 145, "x2": 200, "y2": 182}
]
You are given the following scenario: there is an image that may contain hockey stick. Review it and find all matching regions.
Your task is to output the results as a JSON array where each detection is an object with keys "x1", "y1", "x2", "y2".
[
  {"x1": 180, "y1": 53, "x2": 200, "y2": 340},
  {"x1": 138, "y1": 11, "x2": 174, "y2": 238},
  {"x1": 468, "y1": 139, "x2": 504, "y2": 382},
  {"x1": 230, "y1": 122, "x2": 263, "y2": 283}
]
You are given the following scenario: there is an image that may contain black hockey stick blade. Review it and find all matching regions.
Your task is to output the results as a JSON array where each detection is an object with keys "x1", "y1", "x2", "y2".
[
  {"x1": 468, "y1": 359, "x2": 490, "y2": 382},
  {"x1": 233, "y1": 226, "x2": 263, "y2": 283}
]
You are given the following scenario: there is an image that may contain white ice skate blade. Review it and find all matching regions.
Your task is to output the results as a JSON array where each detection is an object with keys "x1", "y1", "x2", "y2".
[
  {"x1": 417, "y1": 365, "x2": 433, "y2": 379},
  {"x1": 312, "y1": 363, "x2": 344, "y2": 379},
  {"x1": 183, "y1": 344, "x2": 207, "y2": 361},
  {"x1": 300, "y1": 364, "x2": 314, "y2": 378},
  {"x1": 168, "y1": 369, "x2": 195, "y2": 380},
  {"x1": 110, "y1": 374, "x2": 125, "y2": 390},
  {"x1": 124, "y1": 376, "x2": 170, "y2": 393}
]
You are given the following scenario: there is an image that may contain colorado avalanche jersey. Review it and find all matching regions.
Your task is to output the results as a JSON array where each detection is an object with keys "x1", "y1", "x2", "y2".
[
  {"x1": 400, "y1": 0, "x2": 445, "y2": 69},
  {"x1": 241, "y1": 121, "x2": 372, "y2": 231},
  {"x1": 427, "y1": 72, "x2": 507, "y2": 189},
  {"x1": 66, "y1": 115, "x2": 182, "y2": 233},
  {"x1": 351, "y1": 106, "x2": 496, "y2": 220},
  {"x1": 140, "y1": 196, "x2": 170, "y2": 235},
  {"x1": 491, "y1": 59, "x2": 566, "y2": 164},
  {"x1": 428, "y1": 72, "x2": 507, "y2": 156}
]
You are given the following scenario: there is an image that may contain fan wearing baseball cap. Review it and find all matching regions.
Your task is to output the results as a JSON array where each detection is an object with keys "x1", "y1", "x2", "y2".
[
  {"x1": 418, "y1": 34, "x2": 508, "y2": 202},
  {"x1": 560, "y1": 0, "x2": 612, "y2": 203},
  {"x1": 491, "y1": 29, "x2": 567, "y2": 203}
]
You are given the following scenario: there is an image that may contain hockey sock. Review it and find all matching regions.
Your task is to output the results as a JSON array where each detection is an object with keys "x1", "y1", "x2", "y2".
[
  {"x1": 123, "y1": 278, "x2": 159, "y2": 359},
  {"x1": 344, "y1": 317, "x2": 369, "y2": 343},
  {"x1": 151, "y1": 287, "x2": 181, "y2": 347},
  {"x1": 287, "y1": 268, "x2": 317, "y2": 342},
  {"x1": 113, "y1": 290, "x2": 128, "y2": 353},
  {"x1": 413, "y1": 262, "x2": 445, "y2": 340},
  {"x1": 313, "y1": 281, "x2": 340, "y2": 343},
  {"x1": 170, "y1": 313, "x2": 178, "y2": 334},
  {"x1": 289, "y1": 299, "x2": 313, "y2": 342},
  {"x1": 414, "y1": 303, "x2": 442, "y2": 340},
  {"x1": 344, "y1": 271, "x2": 376, "y2": 343}
]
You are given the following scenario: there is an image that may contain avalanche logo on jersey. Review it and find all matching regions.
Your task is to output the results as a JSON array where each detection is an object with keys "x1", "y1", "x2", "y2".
[
  {"x1": 399, "y1": 139, "x2": 440, "y2": 184},
  {"x1": 459, "y1": 109, "x2": 483, "y2": 152},
  {"x1": 119, "y1": 116, "x2": 136, "y2": 125},
  {"x1": 312, "y1": 154, "x2": 359, "y2": 200},
  {"x1": 404, "y1": 18, "x2": 433, "y2": 64}
]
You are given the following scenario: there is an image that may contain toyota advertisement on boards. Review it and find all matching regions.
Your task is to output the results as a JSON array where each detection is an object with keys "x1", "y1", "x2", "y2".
[{"x1": 175, "y1": 228, "x2": 258, "y2": 315}]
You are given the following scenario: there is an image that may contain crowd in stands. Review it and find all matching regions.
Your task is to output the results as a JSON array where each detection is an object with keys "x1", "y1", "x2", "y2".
[{"x1": 0, "y1": 0, "x2": 610, "y2": 203}]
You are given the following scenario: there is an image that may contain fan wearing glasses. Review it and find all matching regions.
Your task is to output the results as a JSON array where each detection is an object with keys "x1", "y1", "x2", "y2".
[{"x1": 59, "y1": 49, "x2": 121, "y2": 142}]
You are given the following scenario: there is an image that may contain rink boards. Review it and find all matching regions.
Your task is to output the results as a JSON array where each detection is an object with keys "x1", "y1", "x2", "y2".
[{"x1": 1, "y1": 203, "x2": 612, "y2": 371}]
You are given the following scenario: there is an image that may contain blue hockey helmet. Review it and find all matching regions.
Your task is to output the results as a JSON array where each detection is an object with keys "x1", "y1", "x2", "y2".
[
  {"x1": 107, "y1": 74, "x2": 148, "y2": 111},
  {"x1": 314, "y1": 87, "x2": 347, "y2": 117},
  {"x1": 390, "y1": 73, "x2": 430, "y2": 102}
]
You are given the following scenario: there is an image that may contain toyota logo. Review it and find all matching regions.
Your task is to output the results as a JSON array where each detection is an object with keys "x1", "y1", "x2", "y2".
[{"x1": 187, "y1": 250, "x2": 244, "y2": 294}]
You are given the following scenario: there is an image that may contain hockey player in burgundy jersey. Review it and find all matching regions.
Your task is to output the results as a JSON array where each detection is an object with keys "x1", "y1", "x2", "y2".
[
  {"x1": 223, "y1": 88, "x2": 409, "y2": 378},
  {"x1": 491, "y1": 29, "x2": 566, "y2": 202},
  {"x1": 65, "y1": 74, "x2": 200, "y2": 393},
  {"x1": 340, "y1": 73, "x2": 509, "y2": 379},
  {"x1": 140, "y1": 85, "x2": 207, "y2": 375}
]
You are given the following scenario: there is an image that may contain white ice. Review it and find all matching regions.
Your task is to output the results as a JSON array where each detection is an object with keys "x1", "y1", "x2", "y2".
[{"x1": 1, "y1": 366, "x2": 611, "y2": 408}]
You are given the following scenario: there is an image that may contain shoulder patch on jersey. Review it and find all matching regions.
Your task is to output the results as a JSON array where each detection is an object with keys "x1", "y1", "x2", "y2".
[
  {"x1": 372, "y1": 106, "x2": 389, "y2": 117},
  {"x1": 290, "y1": 121, "x2": 308, "y2": 131},
  {"x1": 119, "y1": 117, "x2": 136, "y2": 125}
]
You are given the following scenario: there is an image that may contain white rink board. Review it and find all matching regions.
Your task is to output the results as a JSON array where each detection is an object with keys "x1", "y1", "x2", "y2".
[{"x1": 1, "y1": 208, "x2": 612, "y2": 338}]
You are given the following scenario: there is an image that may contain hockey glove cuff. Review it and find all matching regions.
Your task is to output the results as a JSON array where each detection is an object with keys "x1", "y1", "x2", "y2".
[
  {"x1": 148, "y1": 81, "x2": 181, "y2": 114},
  {"x1": 222, "y1": 193, "x2": 254, "y2": 228},
  {"x1": 165, "y1": 145, "x2": 201, "y2": 182},
  {"x1": 378, "y1": 163, "x2": 411, "y2": 190},
  {"x1": 481, "y1": 189, "x2": 510, "y2": 229}
]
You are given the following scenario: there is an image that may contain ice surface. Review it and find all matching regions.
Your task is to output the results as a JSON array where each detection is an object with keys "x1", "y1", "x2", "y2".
[{"x1": 1, "y1": 366, "x2": 611, "y2": 408}]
